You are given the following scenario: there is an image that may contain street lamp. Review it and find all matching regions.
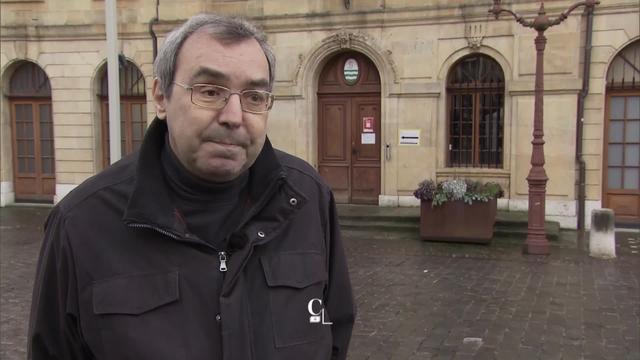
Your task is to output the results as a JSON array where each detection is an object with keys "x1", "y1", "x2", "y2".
[{"x1": 489, "y1": 0, "x2": 599, "y2": 255}]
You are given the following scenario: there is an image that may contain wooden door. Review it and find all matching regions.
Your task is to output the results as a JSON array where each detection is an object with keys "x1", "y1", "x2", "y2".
[
  {"x1": 603, "y1": 93, "x2": 640, "y2": 224},
  {"x1": 317, "y1": 51, "x2": 381, "y2": 204},
  {"x1": 318, "y1": 96, "x2": 350, "y2": 202},
  {"x1": 350, "y1": 96, "x2": 381, "y2": 203},
  {"x1": 11, "y1": 100, "x2": 55, "y2": 202}
]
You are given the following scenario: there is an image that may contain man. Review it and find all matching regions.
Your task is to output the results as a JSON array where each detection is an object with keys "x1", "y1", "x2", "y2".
[{"x1": 28, "y1": 14, "x2": 355, "y2": 360}]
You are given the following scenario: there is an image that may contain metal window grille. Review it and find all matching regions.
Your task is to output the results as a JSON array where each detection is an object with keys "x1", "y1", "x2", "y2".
[
  {"x1": 8, "y1": 62, "x2": 51, "y2": 97},
  {"x1": 607, "y1": 40, "x2": 640, "y2": 90}
]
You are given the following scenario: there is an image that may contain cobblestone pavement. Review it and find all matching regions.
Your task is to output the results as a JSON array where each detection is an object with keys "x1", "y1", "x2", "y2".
[
  {"x1": 0, "y1": 206, "x2": 49, "y2": 360},
  {"x1": 1, "y1": 206, "x2": 639, "y2": 360},
  {"x1": 344, "y1": 230, "x2": 640, "y2": 360}
]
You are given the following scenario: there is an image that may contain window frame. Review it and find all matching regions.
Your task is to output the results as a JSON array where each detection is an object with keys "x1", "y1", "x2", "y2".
[{"x1": 446, "y1": 54, "x2": 505, "y2": 168}]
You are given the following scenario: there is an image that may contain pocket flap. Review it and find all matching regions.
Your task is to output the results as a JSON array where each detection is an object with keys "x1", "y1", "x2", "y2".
[
  {"x1": 261, "y1": 252, "x2": 327, "y2": 289},
  {"x1": 93, "y1": 271, "x2": 180, "y2": 315}
]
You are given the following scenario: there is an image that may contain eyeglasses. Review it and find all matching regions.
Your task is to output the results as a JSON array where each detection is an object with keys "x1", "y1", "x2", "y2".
[{"x1": 173, "y1": 82, "x2": 274, "y2": 114}]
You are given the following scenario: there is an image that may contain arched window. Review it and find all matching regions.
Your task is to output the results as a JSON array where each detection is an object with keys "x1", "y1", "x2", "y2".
[
  {"x1": 603, "y1": 40, "x2": 639, "y2": 223},
  {"x1": 7, "y1": 61, "x2": 56, "y2": 202},
  {"x1": 99, "y1": 59, "x2": 147, "y2": 167},
  {"x1": 447, "y1": 54, "x2": 505, "y2": 168}
]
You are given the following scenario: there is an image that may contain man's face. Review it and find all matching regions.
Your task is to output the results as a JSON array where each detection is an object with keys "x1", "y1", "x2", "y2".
[{"x1": 152, "y1": 30, "x2": 270, "y2": 182}]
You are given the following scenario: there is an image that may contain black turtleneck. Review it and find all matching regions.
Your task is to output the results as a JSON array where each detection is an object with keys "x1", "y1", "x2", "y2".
[{"x1": 161, "y1": 135, "x2": 248, "y2": 250}]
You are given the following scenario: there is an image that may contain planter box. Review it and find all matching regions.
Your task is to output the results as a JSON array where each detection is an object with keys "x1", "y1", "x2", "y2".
[{"x1": 419, "y1": 198, "x2": 497, "y2": 243}]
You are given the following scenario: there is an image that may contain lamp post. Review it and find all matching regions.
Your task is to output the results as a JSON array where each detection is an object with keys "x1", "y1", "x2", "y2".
[{"x1": 489, "y1": 0, "x2": 599, "y2": 255}]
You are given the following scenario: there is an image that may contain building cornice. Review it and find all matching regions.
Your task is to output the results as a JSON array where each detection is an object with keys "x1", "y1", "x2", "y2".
[{"x1": 0, "y1": 2, "x2": 636, "y2": 41}]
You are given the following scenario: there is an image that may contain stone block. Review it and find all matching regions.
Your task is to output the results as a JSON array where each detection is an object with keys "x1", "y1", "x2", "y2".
[
  {"x1": 55, "y1": 160, "x2": 94, "y2": 173},
  {"x1": 45, "y1": 64, "x2": 95, "y2": 78},
  {"x1": 582, "y1": 123, "x2": 603, "y2": 141},
  {"x1": 55, "y1": 149, "x2": 94, "y2": 161},
  {"x1": 38, "y1": 52, "x2": 101, "y2": 66},
  {"x1": 53, "y1": 101, "x2": 91, "y2": 114},
  {"x1": 49, "y1": 77, "x2": 92, "y2": 90},
  {"x1": 589, "y1": 208, "x2": 616, "y2": 259},
  {"x1": 52, "y1": 89, "x2": 92, "y2": 102},
  {"x1": 267, "y1": 99, "x2": 296, "y2": 154},
  {"x1": 54, "y1": 124, "x2": 93, "y2": 137},
  {"x1": 379, "y1": 195, "x2": 399, "y2": 207},
  {"x1": 583, "y1": 154, "x2": 601, "y2": 171},
  {"x1": 52, "y1": 113, "x2": 94, "y2": 125},
  {"x1": 518, "y1": 33, "x2": 579, "y2": 76},
  {"x1": 55, "y1": 136, "x2": 94, "y2": 149},
  {"x1": 39, "y1": 40, "x2": 102, "y2": 54}
]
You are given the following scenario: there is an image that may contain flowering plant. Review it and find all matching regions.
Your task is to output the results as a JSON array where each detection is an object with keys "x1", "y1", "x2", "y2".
[{"x1": 413, "y1": 179, "x2": 504, "y2": 207}]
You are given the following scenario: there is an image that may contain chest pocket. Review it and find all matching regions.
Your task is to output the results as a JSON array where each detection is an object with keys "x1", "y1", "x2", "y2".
[
  {"x1": 261, "y1": 252, "x2": 329, "y2": 348},
  {"x1": 92, "y1": 270, "x2": 186, "y2": 360}
]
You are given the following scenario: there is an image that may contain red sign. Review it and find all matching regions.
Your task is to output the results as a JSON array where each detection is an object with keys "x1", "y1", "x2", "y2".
[{"x1": 362, "y1": 117, "x2": 374, "y2": 133}]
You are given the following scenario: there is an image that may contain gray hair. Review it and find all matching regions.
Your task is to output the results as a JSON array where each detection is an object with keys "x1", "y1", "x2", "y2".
[{"x1": 154, "y1": 13, "x2": 276, "y2": 98}]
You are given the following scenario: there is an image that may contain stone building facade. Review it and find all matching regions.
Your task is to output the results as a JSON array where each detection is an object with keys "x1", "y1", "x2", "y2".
[{"x1": 1, "y1": 0, "x2": 639, "y2": 228}]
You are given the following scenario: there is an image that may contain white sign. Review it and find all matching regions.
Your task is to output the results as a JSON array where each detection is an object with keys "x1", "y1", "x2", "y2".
[
  {"x1": 361, "y1": 133, "x2": 376, "y2": 145},
  {"x1": 399, "y1": 129, "x2": 420, "y2": 145},
  {"x1": 343, "y1": 58, "x2": 359, "y2": 85}
]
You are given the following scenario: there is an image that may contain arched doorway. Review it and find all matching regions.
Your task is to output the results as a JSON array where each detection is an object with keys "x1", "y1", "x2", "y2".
[
  {"x1": 446, "y1": 54, "x2": 505, "y2": 168},
  {"x1": 98, "y1": 59, "x2": 147, "y2": 168},
  {"x1": 8, "y1": 62, "x2": 55, "y2": 203},
  {"x1": 603, "y1": 40, "x2": 639, "y2": 224},
  {"x1": 317, "y1": 51, "x2": 381, "y2": 204}
]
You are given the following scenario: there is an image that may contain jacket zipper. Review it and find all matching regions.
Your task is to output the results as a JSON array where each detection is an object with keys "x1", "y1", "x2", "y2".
[
  {"x1": 218, "y1": 251, "x2": 228, "y2": 272},
  {"x1": 127, "y1": 172, "x2": 287, "y2": 278},
  {"x1": 127, "y1": 223, "x2": 229, "y2": 273}
]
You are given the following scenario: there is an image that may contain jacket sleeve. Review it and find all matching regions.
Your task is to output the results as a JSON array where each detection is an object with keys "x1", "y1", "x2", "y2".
[
  {"x1": 28, "y1": 207, "x2": 90, "y2": 360},
  {"x1": 324, "y1": 192, "x2": 356, "y2": 360}
]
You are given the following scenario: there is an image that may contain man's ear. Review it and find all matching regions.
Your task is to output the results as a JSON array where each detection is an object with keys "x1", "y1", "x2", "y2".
[{"x1": 152, "y1": 78, "x2": 167, "y2": 120}]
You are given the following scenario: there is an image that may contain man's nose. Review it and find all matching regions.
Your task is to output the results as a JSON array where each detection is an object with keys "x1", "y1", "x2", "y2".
[{"x1": 218, "y1": 93, "x2": 243, "y2": 127}]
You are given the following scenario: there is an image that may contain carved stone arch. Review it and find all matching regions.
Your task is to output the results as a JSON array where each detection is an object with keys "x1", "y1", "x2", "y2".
[
  {"x1": 438, "y1": 45, "x2": 512, "y2": 83},
  {"x1": 296, "y1": 31, "x2": 398, "y2": 98},
  {"x1": 294, "y1": 31, "x2": 391, "y2": 204}
]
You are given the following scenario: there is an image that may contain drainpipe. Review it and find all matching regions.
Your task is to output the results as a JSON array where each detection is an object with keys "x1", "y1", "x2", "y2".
[
  {"x1": 576, "y1": 6, "x2": 595, "y2": 231},
  {"x1": 149, "y1": 0, "x2": 159, "y2": 61}
]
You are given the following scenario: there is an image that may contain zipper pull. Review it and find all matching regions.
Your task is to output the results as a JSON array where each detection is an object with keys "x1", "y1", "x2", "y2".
[{"x1": 218, "y1": 252, "x2": 228, "y2": 272}]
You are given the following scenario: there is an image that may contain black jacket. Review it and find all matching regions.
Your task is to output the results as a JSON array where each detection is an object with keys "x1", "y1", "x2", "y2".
[{"x1": 28, "y1": 119, "x2": 355, "y2": 360}]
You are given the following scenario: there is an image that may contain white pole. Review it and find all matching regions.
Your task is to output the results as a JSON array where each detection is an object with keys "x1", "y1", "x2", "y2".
[{"x1": 105, "y1": 0, "x2": 121, "y2": 164}]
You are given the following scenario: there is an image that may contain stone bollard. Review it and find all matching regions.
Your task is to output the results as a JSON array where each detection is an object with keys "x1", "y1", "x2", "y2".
[{"x1": 589, "y1": 209, "x2": 616, "y2": 259}]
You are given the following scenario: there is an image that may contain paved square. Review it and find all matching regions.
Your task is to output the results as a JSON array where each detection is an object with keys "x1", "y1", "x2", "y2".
[{"x1": 1, "y1": 207, "x2": 638, "y2": 359}]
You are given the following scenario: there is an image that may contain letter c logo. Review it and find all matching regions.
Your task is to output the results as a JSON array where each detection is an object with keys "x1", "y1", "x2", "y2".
[{"x1": 308, "y1": 298, "x2": 322, "y2": 316}]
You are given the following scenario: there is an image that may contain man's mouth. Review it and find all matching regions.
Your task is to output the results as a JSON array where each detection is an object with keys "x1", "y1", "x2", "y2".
[{"x1": 207, "y1": 139, "x2": 243, "y2": 148}]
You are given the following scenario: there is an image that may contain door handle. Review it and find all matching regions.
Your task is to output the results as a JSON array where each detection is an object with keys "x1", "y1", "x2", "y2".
[{"x1": 385, "y1": 143, "x2": 391, "y2": 161}]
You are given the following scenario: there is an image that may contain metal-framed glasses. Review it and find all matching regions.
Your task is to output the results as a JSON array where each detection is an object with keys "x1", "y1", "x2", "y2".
[{"x1": 173, "y1": 82, "x2": 274, "y2": 114}]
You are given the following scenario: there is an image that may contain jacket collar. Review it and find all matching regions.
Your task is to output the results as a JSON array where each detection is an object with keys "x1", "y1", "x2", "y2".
[{"x1": 122, "y1": 117, "x2": 285, "y2": 237}]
